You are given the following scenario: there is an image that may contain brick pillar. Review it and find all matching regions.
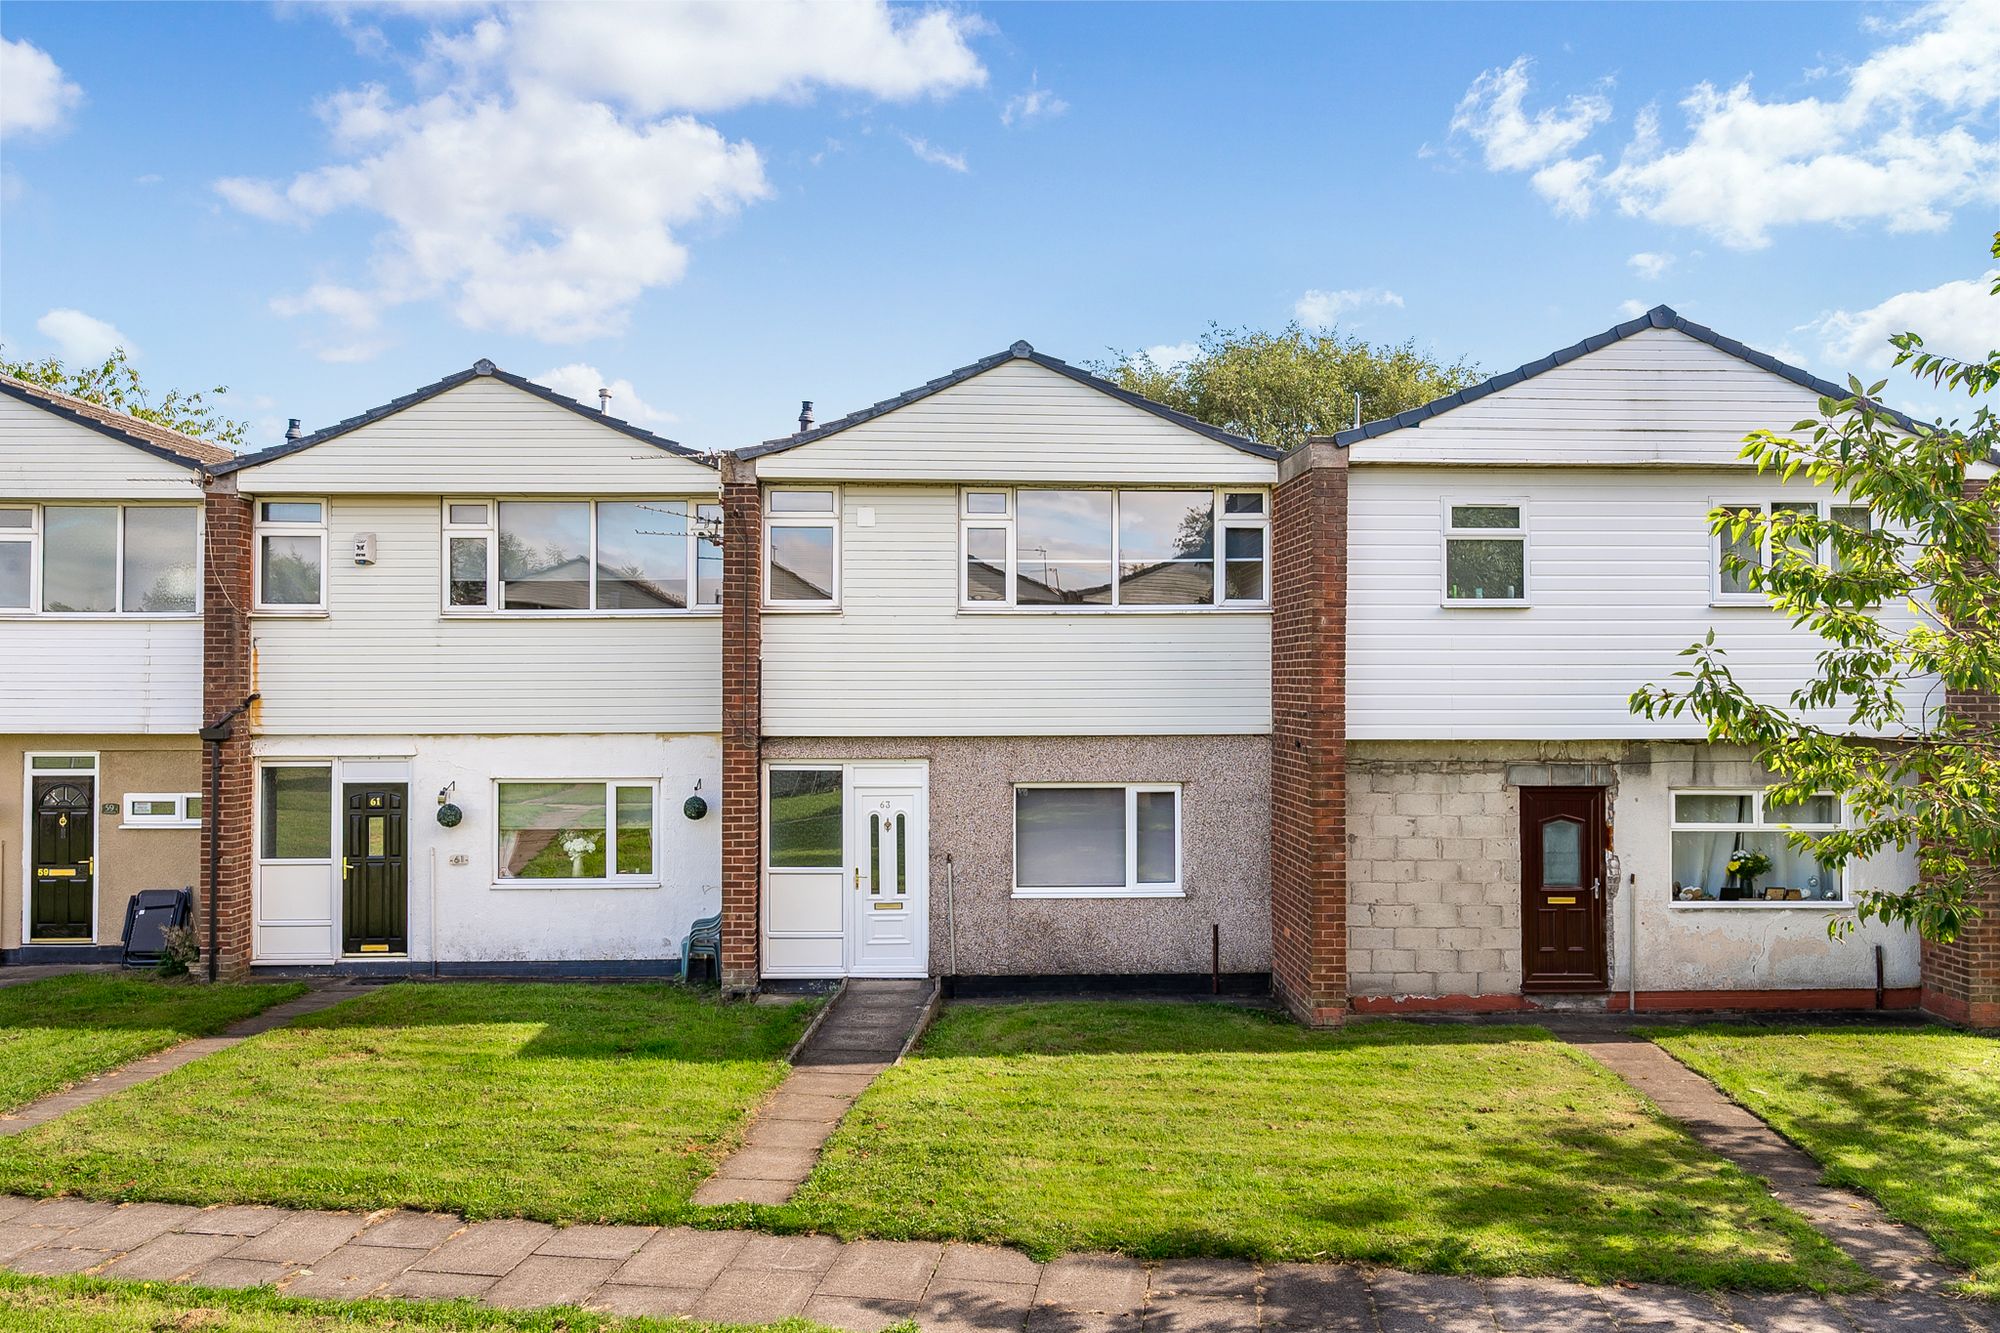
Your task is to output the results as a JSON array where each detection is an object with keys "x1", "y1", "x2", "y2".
[
  {"x1": 201, "y1": 479, "x2": 256, "y2": 981},
  {"x1": 1269, "y1": 439, "x2": 1349, "y2": 1026},
  {"x1": 718, "y1": 456, "x2": 764, "y2": 992},
  {"x1": 1920, "y1": 476, "x2": 1999, "y2": 1027}
]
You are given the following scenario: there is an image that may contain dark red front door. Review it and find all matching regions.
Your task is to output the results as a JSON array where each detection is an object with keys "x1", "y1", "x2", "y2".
[{"x1": 1520, "y1": 787, "x2": 1607, "y2": 992}]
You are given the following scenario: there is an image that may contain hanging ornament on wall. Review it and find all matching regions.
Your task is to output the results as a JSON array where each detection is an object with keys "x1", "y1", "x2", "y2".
[
  {"x1": 683, "y1": 779, "x2": 708, "y2": 821},
  {"x1": 436, "y1": 781, "x2": 462, "y2": 828}
]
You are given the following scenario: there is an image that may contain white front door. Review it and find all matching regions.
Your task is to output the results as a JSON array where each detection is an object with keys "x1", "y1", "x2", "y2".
[{"x1": 847, "y1": 776, "x2": 927, "y2": 977}]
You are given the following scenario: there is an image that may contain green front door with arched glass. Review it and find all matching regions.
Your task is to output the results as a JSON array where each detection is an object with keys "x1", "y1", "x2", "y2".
[{"x1": 31, "y1": 776, "x2": 95, "y2": 942}]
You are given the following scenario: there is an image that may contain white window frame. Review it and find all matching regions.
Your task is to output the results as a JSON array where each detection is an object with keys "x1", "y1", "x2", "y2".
[
  {"x1": 253, "y1": 499, "x2": 329, "y2": 614},
  {"x1": 1668, "y1": 788, "x2": 1848, "y2": 910},
  {"x1": 957, "y1": 487, "x2": 1271, "y2": 612},
  {"x1": 1011, "y1": 781, "x2": 1183, "y2": 899},
  {"x1": 0, "y1": 503, "x2": 203, "y2": 618},
  {"x1": 492, "y1": 778, "x2": 661, "y2": 889},
  {"x1": 1440, "y1": 498, "x2": 1530, "y2": 608},
  {"x1": 442, "y1": 498, "x2": 722, "y2": 617},
  {"x1": 764, "y1": 488, "x2": 841, "y2": 610},
  {"x1": 1710, "y1": 498, "x2": 1872, "y2": 607},
  {"x1": 122, "y1": 793, "x2": 202, "y2": 829}
]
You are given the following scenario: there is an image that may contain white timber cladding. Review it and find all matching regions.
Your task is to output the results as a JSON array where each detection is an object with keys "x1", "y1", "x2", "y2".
[
  {"x1": 754, "y1": 359, "x2": 1276, "y2": 485},
  {"x1": 0, "y1": 619, "x2": 201, "y2": 732},
  {"x1": 233, "y1": 377, "x2": 718, "y2": 495},
  {"x1": 761, "y1": 485, "x2": 1272, "y2": 736},
  {"x1": 1346, "y1": 328, "x2": 1832, "y2": 467},
  {"x1": 0, "y1": 394, "x2": 203, "y2": 498},
  {"x1": 251, "y1": 497, "x2": 721, "y2": 734},
  {"x1": 1346, "y1": 465, "x2": 1926, "y2": 740}
]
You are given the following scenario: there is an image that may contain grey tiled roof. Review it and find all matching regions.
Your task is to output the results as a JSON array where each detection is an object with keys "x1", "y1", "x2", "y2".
[
  {"x1": 1329, "y1": 304, "x2": 1928, "y2": 447},
  {"x1": 216, "y1": 359, "x2": 706, "y2": 475},
  {"x1": 735, "y1": 340, "x2": 1282, "y2": 462}
]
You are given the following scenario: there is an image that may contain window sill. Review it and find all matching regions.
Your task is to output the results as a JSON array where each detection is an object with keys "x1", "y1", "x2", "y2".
[
  {"x1": 958, "y1": 605, "x2": 1270, "y2": 616},
  {"x1": 490, "y1": 879, "x2": 661, "y2": 892},
  {"x1": 441, "y1": 609, "x2": 722, "y2": 620},
  {"x1": 1668, "y1": 900, "x2": 1850, "y2": 911},
  {"x1": 120, "y1": 823, "x2": 200, "y2": 831},
  {"x1": 0, "y1": 612, "x2": 202, "y2": 621},
  {"x1": 251, "y1": 609, "x2": 330, "y2": 619},
  {"x1": 1012, "y1": 887, "x2": 1186, "y2": 900},
  {"x1": 1441, "y1": 600, "x2": 1530, "y2": 610},
  {"x1": 1708, "y1": 598, "x2": 1773, "y2": 609},
  {"x1": 763, "y1": 604, "x2": 843, "y2": 614}
]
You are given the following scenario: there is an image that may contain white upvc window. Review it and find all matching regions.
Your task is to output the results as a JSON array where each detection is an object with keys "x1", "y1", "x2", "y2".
[
  {"x1": 1441, "y1": 499, "x2": 1529, "y2": 606},
  {"x1": 124, "y1": 792, "x2": 202, "y2": 829},
  {"x1": 957, "y1": 487, "x2": 1270, "y2": 610},
  {"x1": 495, "y1": 780, "x2": 659, "y2": 886},
  {"x1": 0, "y1": 503, "x2": 201, "y2": 616},
  {"x1": 441, "y1": 498, "x2": 722, "y2": 615},
  {"x1": 1711, "y1": 498, "x2": 1873, "y2": 605},
  {"x1": 765, "y1": 488, "x2": 840, "y2": 608},
  {"x1": 1669, "y1": 789, "x2": 1847, "y2": 907},
  {"x1": 1013, "y1": 782, "x2": 1182, "y2": 898},
  {"x1": 254, "y1": 499, "x2": 328, "y2": 612}
]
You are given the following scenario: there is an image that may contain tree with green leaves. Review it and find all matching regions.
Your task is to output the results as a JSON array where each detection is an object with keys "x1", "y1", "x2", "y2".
[
  {"x1": 1093, "y1": 323, "x2": 1480, "y2": 451},
  {"x1": 0, "y1": 346, "x2": 247, "y2": 451},
  {"x1": 1631, "y1": 233, "x2": 2000, "y2": 944}
]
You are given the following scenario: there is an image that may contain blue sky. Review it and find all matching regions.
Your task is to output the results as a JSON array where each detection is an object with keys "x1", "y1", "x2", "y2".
[{"x1": 2, "y1": 1, "x2": 1996, "y2": 451}]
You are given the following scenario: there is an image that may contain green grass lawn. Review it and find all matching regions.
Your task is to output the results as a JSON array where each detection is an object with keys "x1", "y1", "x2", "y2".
[
  {"x1": 0, "y1": 974, "x2": 306, "y2": 1113},
  {"x1": 0, "y1": 982, "x2": 816, "y2": 1225},
  {"x1": 763, "y1": 1002, "x2": 1862, "y2": 1292},
  {"x1": 0, "y1": 1273, "x2": 871, "y2": 1332},
  {"x1": 1648, "y1": 1023, "x2": 2000, "y2": 1299}
]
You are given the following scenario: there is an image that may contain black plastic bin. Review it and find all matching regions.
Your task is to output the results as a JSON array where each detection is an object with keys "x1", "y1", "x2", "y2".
[{"x1": 121, "y1": 887, "x2": 194, "y2": 967}]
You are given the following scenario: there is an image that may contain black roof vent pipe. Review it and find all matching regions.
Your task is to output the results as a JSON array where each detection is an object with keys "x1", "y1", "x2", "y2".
[{"x1": 798, "y1": 400, "x2": 814, "y2": 433}]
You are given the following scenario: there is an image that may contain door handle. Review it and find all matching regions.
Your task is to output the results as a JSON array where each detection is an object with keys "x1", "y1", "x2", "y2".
[
  {"x1": 86, "y1": 858, "x2": 95, "y2": 877},
  {"x1": 853, "y1": 866, "x2": 861, "y2": 891},
  {"x1": 342, "y1": 858, "x2": 352, "y2": 882},
  {"x1": 1591, "y1": 878, "x2": 1602, "y2": 900}
]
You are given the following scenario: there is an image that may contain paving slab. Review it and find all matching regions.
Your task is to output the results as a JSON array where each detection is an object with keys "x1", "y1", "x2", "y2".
[
  {"x1": 818, "y1": 1238, "x2": 943, "y2": 1301},
  {"x1": 378, "y1": 1267, "x2": 499, "y2": 1301},
  {"x1": 1036, "y1": 1253, "x2": 1148, "y2": 1314},
  {"x1": 284, "y1": 1240, "x2": 417, "y2": 1299},
  {"x1": 410, "y1": 1217, "x2": 556, "y2": 1276},
  {"x1": 1023, "y1": 1305, "x2": 1142, "y2": 1333},
  {"x1": 746, "y1": 1116, "x2": 845, "y2": 1149},
  {"x1": 1728, "y1": 1291, "x2": 1861, "y2": 1332},
  {"x1": 614, "y1": 1226, "x2": 750, "y2": 1289},
  {"x1": 590, "y1": 1283, "x2": 704, "y2": 1317},
  {"x1": 226, "y1": 1210, "x2": 365, "y2": 1265},
  {"x1": 182, "y1": 1204, "x2": 293, "y2": 1237},
  {"x1": 187, "y1": 1256, "x2": 296, "y2": 1289},
  {"x1": 0, "y1": 1198, "x2": 36, "y2": 1223},
  {"x1": 693, "y1": 1176, "x2": 796, "y2": 1205},
  {"x1": 534, "y1": 1223, "x2": 653, "y2": 1260},
  {"x1": 0, "y1": 1224, "x2": 51, "y2": 1265},
  {"x1": 64, "y1": 1201, "x2": 201, "y2": 1252},
  {"x1": 921, "y1": 1277, "x2": 1036, "y2": 1333},
  {"x1": 1590, "y1": 1282, "x2": 1738, "y2": 1331},
  {"x1": 802, "y1": 1292, "x2": 921, "y2": 1331},
  {"x1": 1260, "y1": 1263, "x2": 1373, "y2": 1332},
  {"x1": 1485, "y1": 1275, "x2": 1619, "y2": 1332},
  {"x1": 9, "y1": 1244, "x2": 111, "y2": 1275},
  {"x1": 732, "y1": 1231, "x2": 845, "y2": 1274},
  {"x1": 97, "y1": 1230, "x2": 243, "y2": 1281},
  {"x1": 1143, "y1": 1292, "x2": 1257, "y2": 1333},
  {"x1": 711, "y1": 1145, "x2": 820, "y2": 1182},
  {"x1": 483, "y1": 1254, "x2": 621, "y2": 1309},
  {"x1": 354, "y1": 1209, "x2": 464, "y2": 1250},
  {"x1": 1148, "y1": 1258, "x2": 1257, "y2": 1300},
  {"x1": 1368, "y1": 1270, "x2": 1498, "y2": 1333},
  {"x1": 937, "y1": 1242, "x2": 1044, "y2": 1287},
  {"x1": 692, "y1": 1265, "x2": 819, "y2": 1322},
  {"x1": 18, "y1": 1198, "x2": 115, "y2": 1229}
]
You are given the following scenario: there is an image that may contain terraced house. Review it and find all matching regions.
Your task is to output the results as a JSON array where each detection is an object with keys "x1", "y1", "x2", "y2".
[{"x1": 2, "y1": 310, "x2": 1994, "y2": 1025}]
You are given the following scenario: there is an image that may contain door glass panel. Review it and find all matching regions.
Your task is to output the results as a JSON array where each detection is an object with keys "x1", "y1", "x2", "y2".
[
  {"x1": 1541, "y1": 819, "x2": 1583, "y2": 886},
  {"x1": 869, "y1": 813, "x2": 881, "y2": 895},
  {"x1": 1136, "y1": 791, "x2": 1177, "y2": 884},
  {"x1": 895, "y1": 814, "x2": 907, "y2": 895},
  {"x1": 1016, "y1": 491, "x2": 1113, "y2": 605},
  {"x1": 499, "y1": 501, "x2": 590, "y2": 610},
  {"x1": 121, "y1": 507, "x2": 199, "y2": 612},
  {"x1": 260, "y1": 767, "x2": 331, "y2": 859},
  {"x1": 769, "y1": 769, "x2": 841, "y2": 868},
  {"x1": 615, "y1": 785, "x2": 653, "y2": 875},
  {"x1": 31, "y1": 755, "x2": 94, "y2": 770},
  {"x1": 42, "y1": 506, "x2": 117, "y2": 612},
  {"x1": 366, "y1": 816, "x2": 386, "y2": 857},
  {"x1": 596, "y1": 500, "x2": 689, "y2": 609},
  {"x1": 1016, "y1": 787, "x2": 1125, "y2": 888}
]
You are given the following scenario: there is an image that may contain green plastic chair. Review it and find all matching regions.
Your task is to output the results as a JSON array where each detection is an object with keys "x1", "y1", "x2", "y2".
[{"x1": 681, "y1": 911, "x2": 722, "y2": 983}]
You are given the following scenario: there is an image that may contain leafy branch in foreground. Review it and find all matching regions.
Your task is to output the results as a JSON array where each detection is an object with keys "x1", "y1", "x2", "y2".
[{"x1": 1631, "y1": 232, "x2": 2000, "y2": 943}]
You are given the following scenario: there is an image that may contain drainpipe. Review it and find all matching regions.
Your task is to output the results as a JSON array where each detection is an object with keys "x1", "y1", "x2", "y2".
[
  {"x1": 198, "y1": 693, "x2": 259, "y2": 983},
  {"x1": 1626, "y1": 869, "x2": 1638, "y2": 1015}
]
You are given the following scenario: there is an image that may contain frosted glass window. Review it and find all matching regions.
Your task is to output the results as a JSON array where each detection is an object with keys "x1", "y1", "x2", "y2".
[
  {"x1": 42, "y1": 506, "x2": 117, "y2": 612},
  {"x1": 1540, "y1": 819, "x2": 1583, "y2": 886},
  {"x1": 121, "y1": 507, "x2": 198, "y2": 613}
]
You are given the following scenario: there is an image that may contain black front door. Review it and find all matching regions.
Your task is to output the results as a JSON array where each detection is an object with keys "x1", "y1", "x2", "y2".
[
  {"x1": 31, "y1": 776, "x2": 95, "y2": 942},
  {"x1": 1520, "y1": 786, "x2": 1609, "y2": 993},
  {"x1": 342, "y1": 784, "x2": 407, "y2": 954}
]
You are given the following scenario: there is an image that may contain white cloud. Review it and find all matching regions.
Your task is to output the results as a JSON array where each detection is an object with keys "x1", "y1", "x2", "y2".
[
  {"x1": 1002, "y1": 77, "x2": 1067, "y2": 126},
  {"x1": 535, "y1": 362, "x2": 677, "y2": 427},
  {"x1": 220, "y1": 1, "x2": 988, "y2": 353},
  {"x1": 1142, "y1": 342, "x2": 1200, "y2": 372},
  {"x1": 902, "y1": 133, "x2": 968, "y2": 172},
  {"x1": 1628, "y1": 251, "x2": 1674, "y2": 280},
  {"x1": 1811, "y1": 270, "x2": 2000, "y2": 372},
  {"x1": 35, "y1": 308, "x2": 130, "y2": 363},
  {"x1": 1294, "y1": 287, "x2": 1405, "y2": 327},
  {"x1": 1446, "y1": 0, "x2": 2000, "y2": 248},
  {"x1": 1618, "y1": 299, "x2": 1650, "y2": 319},
  {"x1": 1, "y1": 37, "x2": 83, "y2": 138}
]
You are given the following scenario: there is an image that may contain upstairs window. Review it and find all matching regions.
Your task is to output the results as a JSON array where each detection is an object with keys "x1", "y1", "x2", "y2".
[
  {"x1": 1442, "y1": 501, "x2": 1528, "y2": 605},
  {"x1": 443, "y1": 499, "x2": 721, "y2": 614},
  {"x1": 765, "y1": 489, "x2": 839, "y2": 607},
  {"x1": 959, "y1": 488, "x2": 1268, "y2": 610},
  {"x1": 0, "y1": 504, "x2": 201, "y2": 616},
  {"x1": 255, "y1": 500, "x2": 327, "y2": 612},
  {"x1": 1713, "y1": 499, "x2": 1873, "y2": 604}
]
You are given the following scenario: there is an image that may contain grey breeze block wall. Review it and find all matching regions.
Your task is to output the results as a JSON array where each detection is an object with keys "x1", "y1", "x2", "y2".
[
  {"x1": 763, "y1": 735, "x2": 1272, "y2": 976},
  {"x1": 1346, "y1": 740, "x2": 1628, "y2": 998}
]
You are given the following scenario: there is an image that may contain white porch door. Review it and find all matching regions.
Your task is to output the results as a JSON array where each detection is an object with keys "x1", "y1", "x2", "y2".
[{"x1": 847, "y1": 779, "x2": 927, "y2": 977}]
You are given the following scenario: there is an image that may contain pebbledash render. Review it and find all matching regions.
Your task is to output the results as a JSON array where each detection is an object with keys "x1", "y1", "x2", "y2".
[{"x1": 2, "y1": 311, "x2": 1994, "y2": 1025}]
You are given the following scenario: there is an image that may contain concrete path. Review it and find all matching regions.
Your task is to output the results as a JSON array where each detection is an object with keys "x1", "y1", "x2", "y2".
[
  {"x1": 696, "y1": 979, "x2": 938, "y2": 1206},
  {"x1": 0, "y1": 982, "x2": 356, "y2": 1137},
  {"x1": 1560, "y1": 1028, "x2": 1962, "y2": 1291},
  {"x1": 2, "y1": 1194, "x2": 1994, "y2": 1331}
]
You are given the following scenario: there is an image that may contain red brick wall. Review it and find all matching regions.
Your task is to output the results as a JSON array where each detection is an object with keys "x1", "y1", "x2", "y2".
[
  {"x1": 1269, "y1": 441, "x2": 1349, "y2": 1025},
  {"x1": 1920, "y1": 475, "x2": 1999, "y2": 1028},
  {"x1": 200, "y1": 482, "x2": 255, "y2": 981},
  {"x1": 719, "y1": 457, "x2": 764, "y2": 991}
]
